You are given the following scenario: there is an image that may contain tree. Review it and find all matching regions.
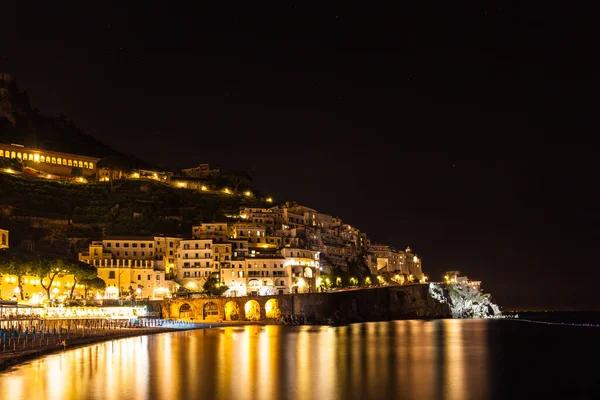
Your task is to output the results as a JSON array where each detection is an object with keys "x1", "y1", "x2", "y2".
[
  {"x1": 0, "y1": 247, "x2": 39, "y2": 300},
  {"x1": 79, "y1": 277, "x2": 106, "y2": 299},
  {"x1": 203, "y1": 275, "x2": 228, "y2": 296},
  {"x1": 32, "y1": 257, "x2": 69, "y2": 300},
  {"x1": 222, "y1": 170, "x2": 253, "y2": 194},
  {"x1": 67, "y1": 261, "x2": 97, "y2": 299},
  {"x1": 97, "y1": 155, "x2": 132, "y2": 192}
]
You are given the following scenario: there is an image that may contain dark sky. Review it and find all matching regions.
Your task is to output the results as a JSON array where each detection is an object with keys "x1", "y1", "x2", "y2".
[{"x1": 2, "y1": 2, "x2": 597, "y2": 310}]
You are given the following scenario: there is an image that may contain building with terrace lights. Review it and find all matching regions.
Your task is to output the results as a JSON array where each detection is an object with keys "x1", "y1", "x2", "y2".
[{"x1": 0, "y1": 143, "x2": 99, "y2": 177}]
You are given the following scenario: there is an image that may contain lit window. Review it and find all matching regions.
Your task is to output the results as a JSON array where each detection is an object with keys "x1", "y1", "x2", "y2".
[
  {"x1": 89, "y1": 162, "x2": 93, "y2": 169},
  {"x1": 57, "y1": 158, "x2": 62, "y2": 165}
]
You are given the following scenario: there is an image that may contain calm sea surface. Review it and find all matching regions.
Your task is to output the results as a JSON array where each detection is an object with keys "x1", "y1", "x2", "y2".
[{"x1": 0, "y1": 318, "x2": 598, "y2": 400}]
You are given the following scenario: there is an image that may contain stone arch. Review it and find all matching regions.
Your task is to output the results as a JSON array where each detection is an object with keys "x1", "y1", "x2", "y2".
[
  {"x1": 17, "y1": 152, "x2": 22, "y2": 159},
  {"x1": 304, "y1": 267, "x2": 313, "y2": 278},
  {"x1": 51, "y1": 157, "x2": 56, "y2": 164},
  {"x1": 78, "y1": 161, "x2": 83, "y2": 168},
  {"x1": 67, "y1": 159, "x2": 72, "y2": 166},
  {"x1": 244, "y1": 299, "x2": 261, "y2": 321},
  {"x1": 224, "y1": 300, "x2": 241, "y2": 321},
  {"x1": 84, "y1": 161, "x2": 88, "y2": 169},
  {"x1": 62, "y1": 158, "x2": 67, "y2": 165},
  {"x1": 11, "y1": 151, "x2": 16, "y2": 158},
  {"x1": 203, "y1": 301, "x2": 219, "y2": 320},
  {"x1": 0, "y1": 150, "x2": 3, "y2": 157},
  {"x1": 40, "y1": 155, "x2": 45, "y2": 162},
  {"x1": 89, "y1": 162, "x2": 94, "y2": 169},
  {"x1": 179, "y1": 303, "x2": 194, "y2": 319},
  {"x1": 265, "y1": 298, "x2": 281, "y2": 319}
]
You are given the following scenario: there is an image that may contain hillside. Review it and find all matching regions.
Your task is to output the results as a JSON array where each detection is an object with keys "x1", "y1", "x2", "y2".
[
  {"x1": 0, "y1": 173, "x2": 270, "y2": 254},
  {"x1": 0, "y1": 73, "x2": 154, "y2": 169}
]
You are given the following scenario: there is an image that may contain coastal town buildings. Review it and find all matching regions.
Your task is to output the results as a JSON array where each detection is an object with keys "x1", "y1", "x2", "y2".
[{"x1": 0, "y1": 141, "x2": 428, "y2": 300}]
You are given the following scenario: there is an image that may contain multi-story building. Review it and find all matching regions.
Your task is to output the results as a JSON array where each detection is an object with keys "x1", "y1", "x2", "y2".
[
  {"x1": 180, "y1": 164, "x2": 220, "y2": 178},
  {"x1": 280, "y1": 248, "x2": 320, "y2": 293},
  {"x1": 232, "y1": 223, "x2": 268, "y2": 248},
  {"x1": 154, "y1": 235, "x2": 182, "y2": 275},
  {"x1": 245, "y1": 256, "x2": 290, "y2": 295},
  {"x1": 78, "y1": 237, "x2": 171, "y2": 300},
  {"x1": 192, "y1": 223, "x2": 230, "y2": 241},
  {"x1": 176, "y1": 239, "x2": 214, "y2": 290},
  {"x1": 366, "y1": 244, "x2": 407, "y2": 275}
]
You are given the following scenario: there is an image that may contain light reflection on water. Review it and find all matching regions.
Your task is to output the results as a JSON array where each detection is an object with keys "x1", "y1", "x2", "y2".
[{"x1": 0, "y1": 320, "x2": 492, "y2": 400}]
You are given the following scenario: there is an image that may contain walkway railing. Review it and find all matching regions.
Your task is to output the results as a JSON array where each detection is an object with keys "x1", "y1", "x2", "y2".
[{"x1": 0, "y1": 317, "x2": 203, "y2": 353}]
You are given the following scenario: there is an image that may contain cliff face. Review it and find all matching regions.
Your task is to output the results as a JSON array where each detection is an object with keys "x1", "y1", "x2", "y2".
[
  {"x1": 389, "y1": 284, "x2": 451, "y2": 319},
  {"x1": 429, "y1": 282, "x2": 502, "y2": 318}
]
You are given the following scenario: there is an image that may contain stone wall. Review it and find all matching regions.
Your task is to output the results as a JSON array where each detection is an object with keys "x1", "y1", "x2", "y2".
[{"x1": 161, "y1": 284, "x2": 451, "y2": 324}]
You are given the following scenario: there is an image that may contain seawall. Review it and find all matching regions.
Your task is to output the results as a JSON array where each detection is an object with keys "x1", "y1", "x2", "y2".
[{"x1": 161, "y1": 284, "x2": 451, "y2": 325}]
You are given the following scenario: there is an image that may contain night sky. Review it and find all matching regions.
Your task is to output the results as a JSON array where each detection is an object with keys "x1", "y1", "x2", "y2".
[{"x1": 3, "y1": 2, "x2": 597, "y2": 310}]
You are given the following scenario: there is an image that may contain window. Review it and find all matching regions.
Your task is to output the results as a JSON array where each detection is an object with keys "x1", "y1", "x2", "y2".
[
  {"x1": 141, "y1": 252, "x2": 145, "y2": 256},
  {"x1": 89, "y1": 162, "x2": 93, "y2": 169},
  {"x1": 116, "y1": 243, "x2": 120, "y2": 248},
  {"x1": 125, "y1": 251, "x2": 129, "y2": 256},
  {"x1": 141, "y1": 243, "x2": 146, "y2": 248},
  {"x1": 132, "y1": 243, "x2": 138, "y2": 248},
  {"x1": 109, "y1": 271, "x2": 116, "y2": 279},
  {"x1": 106, "y1": 242, "x2": 111, "y2": 247},
  {"x1": 148, "y1": 275, "x2": 151, "y2": 280},
  {"x1": 124, "y1": 243, "x2": 129, "y2": 248},
  {"x1": 116, "y1": 251, "x2": 120, "y2": 256},
  {"x1": 138, "y1": 275, "x2": 141, "y2": 280},
  {"x1": 149, "y1": 243, "x2": 153, "y2": 248},
  {"x1": 169, "y1": 242, "x2": 173, "y2": 247},
  {"x1": 133, "y1": 251, "x2": 137, "y2": 256},
  {"x1": 156, "y1": 275, "x2": 160, "y2": 281}
]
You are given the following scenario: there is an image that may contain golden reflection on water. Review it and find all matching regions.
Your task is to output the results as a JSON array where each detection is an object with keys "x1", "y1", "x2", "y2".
[{"x1": 0, "y1": 320, "x2": 490, "y2": 400}]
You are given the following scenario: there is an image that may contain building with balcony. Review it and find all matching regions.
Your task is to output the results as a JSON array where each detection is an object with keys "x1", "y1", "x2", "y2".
[{"x1": 176, "y1": 239, "x2": 214, "y2": 289}]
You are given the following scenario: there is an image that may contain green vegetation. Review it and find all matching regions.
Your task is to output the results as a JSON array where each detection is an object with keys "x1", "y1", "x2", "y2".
[
  {"x1": 203, "y1": 275, "x2": 229, "y2": 296},
  {"x1": 0, "y1": 247, "x2": 102, "y2": 300},
  {"x1": 0, "y1": 172, "x2": 272, "y2": 253}
]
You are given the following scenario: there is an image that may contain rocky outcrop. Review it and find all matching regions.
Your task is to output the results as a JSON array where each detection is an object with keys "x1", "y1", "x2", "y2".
[
  {"x1": 389, "y1": 284, "x2": 451, "y2": 319},
  {"x1": 429, "y1": 282, "x2": 501, "y2": 318}
]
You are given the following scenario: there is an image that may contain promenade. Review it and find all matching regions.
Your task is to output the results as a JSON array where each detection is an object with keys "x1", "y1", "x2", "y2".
[{"x1": 0, "y1": 317, "x2": 202, "y2": 372}]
